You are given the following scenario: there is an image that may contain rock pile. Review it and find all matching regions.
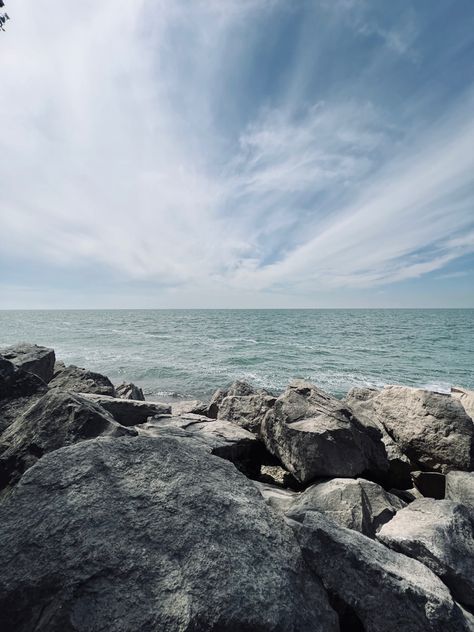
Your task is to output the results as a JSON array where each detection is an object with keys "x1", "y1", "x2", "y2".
[{"x1": 0, "y1": 343, "x2": 473, "y2": 631}]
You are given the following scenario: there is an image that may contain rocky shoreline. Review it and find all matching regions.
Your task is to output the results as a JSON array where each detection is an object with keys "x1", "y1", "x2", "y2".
[{"x1": 0, "y1": 343, "x2": 473, "y2": 631}]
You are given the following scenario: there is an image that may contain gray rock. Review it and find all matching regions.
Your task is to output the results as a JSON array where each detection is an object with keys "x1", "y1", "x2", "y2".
[
  {"x1": 0, "y1": 390, "x2": 135, "y2": 490},
  {"x1": 0, "y1": 436, "x2": 338, "y2": 632},
  {"x1": 171, "y1": 399, "x2": 208, "y2": 416},
  {"x1": 377, "y1": 499, "x2": 474, "y2": 607},
  {"x1": 0, "y1": 356, "x2": 46, "y2": 402},
  {"x1": 259, "y1": 464, "x2": 301, "y2": 489},
  {"x1": 289, "y1": 510, "x2": 471, "y2": 632},
  {"x1": 261, "y1": 380, "x2": 388, "y2": 484},
  {"x1": 451, "y1": 386, "x2": 474, "y2": 420},
  {"x1": 446, "y1": 471, "x2": 474, "y2": 509},
  {"x1": 345, "y1": 386, "x2": 413, "y2": 488},
  {"x1": 411, "y1": 471, "x2": 446, "y2": 499},
  {"x1": 115, "y1": 382, "x2": 145, "y2": 401},
  {"x1": 286, "y1": 477, "x2": 405, "y2": 537},
  {"x1": 49, "y1": 364, "x2": 116, "y2": 396},
  {"x1": 0, "y1": 343, "x2": 55, "y2": 383},
  {"x1": 367, "y1": 386, "x2": 474, "y2": 472},
  {"x1": 207, "y1": 380, "x2": 258, "y2": 418},
  {"x1": 78, "y1": 393, "x2": 171, "y2": 426},
  {"x1": 0, "y1": 393, "x2": 45, "y2": 436},
  {"x1": 217, "y1": 392, "x2": 276, "y2": 434},
  {"x1": 254, "y1": 480, "x2": 298, "y2": 513}
]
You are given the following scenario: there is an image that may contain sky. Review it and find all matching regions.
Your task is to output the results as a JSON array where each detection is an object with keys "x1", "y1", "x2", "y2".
[{"x1": 0, "y1": 0, "x2": 473, "y2": 309}]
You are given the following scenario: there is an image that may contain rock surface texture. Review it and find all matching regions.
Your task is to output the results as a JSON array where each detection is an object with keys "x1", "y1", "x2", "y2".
[
  {"x1": 49, "y1": 364, "x2": 116, "y2": 396},
  {"x1": 78, "y1": 393, "x2": 171, "y2": 426},
  {"x1": 445, "y1": 470, "x2": 474, "y2": 509},
  {"x1": 217, "y1": 391, "x2": 276, "y2": 434},
  {"x1": 0, "y1": 343, "x2": 55, "y2": 383},
  {"x1": 261, "y1": 380, "x2": 388, "y2": 483},
  {"x1": 115, "y1": 382, "x2": 145, "y2": 400},
  {"x1": 207, "y1": 380, "x2": 258, "y2": 418},
  {"x1": 377, "y1": 499, "x2": 474, "y2": 607},
  {"x1": 0, "y1": 436, "x2": 338, "y2": 632}
]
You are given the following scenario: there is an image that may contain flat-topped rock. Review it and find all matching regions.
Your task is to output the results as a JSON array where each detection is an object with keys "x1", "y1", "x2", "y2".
[
  {"x1": 445, "y1": 471, "x2": 474, "y2": 509},
  {"x1": 49, "y1": 364, "x2": 116, "y2": 396},
  {"x1": 378, "y1": 499, "x2": 474, "y2": 607},
  {"x1": 171, "y1": 399, "x2": 208, "y2": 416},
  {"x1": 0, "y1": 344, "x2": 55, "y2": 383},
  {"x1": 78, "y1": 393, "x2": 170, "y2": 426},
  {"x1": 0, "y1": 436, "x2": 338, "y2": 632},
  {"x1": 261, "y1": 380, "x2": 388, "y2": 484}
]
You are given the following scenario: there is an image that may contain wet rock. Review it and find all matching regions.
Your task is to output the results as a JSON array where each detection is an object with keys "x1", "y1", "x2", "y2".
[
  {"x1": 115, "y1": 382, "x2": 145, "y2": 401},
  {"x1": 78, "y1": 393, "x2": 171, "y2": 426},
  {"x1": 0, "y1": 436, "x2": 338, "y2": 632},
  {"x1": 378, "y1": 499, "x2": 474, "y2": 607},
  {"x1": 217, "y1": 392, "x2": 276, "y2": 434},
  {"x1": 411, "y1": 471, "x2": 446, "y2": 499},
  {"x1": 49, "y1": 364, "x2": 116, "y2": 396},
  {"x1": 0, "y1": 390, "x2": 135, "y2": 490},
  {"x1": 286, "y1": 477, "x2": 405, "y2": 538},
  {"x1": 0, "y1": 343, "x2": 55, "y2": 383},
  {"x1": 261, "y1": 380, "x2": 388, "y2": 484},
  {"x1": 445, "y1": 471, "x2": 474, "y2": 509},
  {"x1": 289, "y1": 509, "x2": 471, "y2": 632}
]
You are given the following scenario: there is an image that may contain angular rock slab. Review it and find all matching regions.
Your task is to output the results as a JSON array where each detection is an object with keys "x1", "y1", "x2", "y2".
[
  {"x1": 0, "y1": 390, "x2": 135, "y2": 490},
  {"x1": 0, "y1": 343, "x2": 55, "y2": 383},
  {"x1": 286, "y1": 477, "x2": 405, "y2": 538},
  {"x1": 115, "y1": 382, "x2": 145, "y2": 401},
  {"x1": 218, "y1": 392, "x2": 276, "y2": 434},
  {"x1": 377, "y1": 499, "x2": 474, "y2": 607},
  {"x1": 0, "y1": 356, "x2": 46, "y2": 402},
  {"x1": 207, "y1": 380, "x2": 260, "y2": 418},
  {"x1": 78, "y1": 393, "x2": 171, "y2": 426},
  {"x1": 0, "y1": 436, "x2": 338, "y2": 632},
  {"x1": 446, "y1": 471, "x2": 474, "y2": 509},
  {"x1": 171, "y1": 399, "x2": 209, "y2": 416},
  {"x1": 261, "y1": 380, "x2": 388, "y2": 484},
  {"x1": 288, "y1": 510, "x2": 471, "y2": 632},
  {"x1": 49, "y1": 364, "x2": 116, "y2": 396},
  {"x1": 368, "y1": 386, "x2": 474, "y2": 472}
]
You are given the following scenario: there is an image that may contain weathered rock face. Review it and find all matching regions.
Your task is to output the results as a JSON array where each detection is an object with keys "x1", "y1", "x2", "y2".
[
  {"x1": 115, "y1": 382, "x2": 145, "y2": 401},
  {"x1": 289, "y1": 510, "x2": 471, "y2": 632},
  {"x1": 49, "y1": 364, "x2": 116, "y2": 396},
  {"x1": 261, "y1": 380, "x2": 388, "y2": 484},
  {"x1": 451, "y1": 386, "x2": 474, "y2": 420},
  {"x1": 0, "y1": 391, "x2": 135, "y2": 490},
  {"x1": 172, "y1": 399, "x2": 208, "y2": 416},
  {"x1": 445, "y1": 471, "x2": 474, "y2": 509},
  {"x1": 217, "y1": 392, "x2": 276, "y2": 434},
  {"x1": 286, "y1": 477, "x2": 405, "y2": 538},
  {"x1": 207, "y1": 380, "x2": 258, "y2": 418},
  {"x1": 367, "y1": 386, "x2": 474, "y2": 472},
  {"x1": 254, "y1": 480, "x2": 298, "y2": 513},
  {"x1": 344, "y1": 386, "x2": 413, "y2": 488},
  {"x1": 0, "y1": 356, "x2": 46, "y2": 402},
  {"x1": 377, "y1": 499, "x2": 474, "y2": 607},
  {"x1": 411, "y1": 471, "x2": 446, "y2": 499},
  {"x1": 78, "y1": 393, "x2": 171, "y2": 426},
  {"x1": 0, "y1": 436, "x2": 338, "y2": 632},
  {"x1": 0, "y1": 344, "x2": 55, "y2": 383}
]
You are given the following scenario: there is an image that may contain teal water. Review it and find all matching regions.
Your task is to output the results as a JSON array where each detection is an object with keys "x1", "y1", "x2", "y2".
[{"x1": 0, "y1": 309, "x2": 472, "y2": 400}]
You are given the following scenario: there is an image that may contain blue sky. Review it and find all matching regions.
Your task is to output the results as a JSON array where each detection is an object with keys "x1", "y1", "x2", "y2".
[{"x1": 0, "y1": 0, "x2": 473, "y2": 308}]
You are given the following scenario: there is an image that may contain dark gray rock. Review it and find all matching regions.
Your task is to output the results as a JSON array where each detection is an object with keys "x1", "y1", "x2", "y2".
[
  {"x1": 207, "y1": 380, "x2": 258, "y2": 418},
  {"x1": 289, "y1": 510, "x2": 471, "y2": 632},
  {"x1": 286, "y1": 477, "x2": 405, "y2": 538},
  {"x1": 0, "y1": 390, "x2": 135, "y2": 490},
  {"x1": 377, "y1": 499, "x2": 474, "y2": 607},
  {"x1": 446, "y1": 471, "x2": 474, "y2": 509},
  {"x1": 0, "y1": 436, "x2": 338, "y2": 632},
  {"x1": 49, "y1": 364, "x2": 116, "y2": 396},
  {"x1": 78, "y1": 393, "x2": 171, "y2": 426},
  {"x1": 218, "y1": 392, "x2": 276, "y2": 434},
  {"x1": 0, "y1": 343, "x2": 55, "y2": 383},
  {"x1": 115, "y1": 382, "x2": 145, "y2": 401},
  {"x1": 411, "y1": 471, "x2": 446, "y2": 499},
  {"x1": 0, "y1": 393, "x2": 45, "y2": 436},
  {"x1": 261, "y1": 380, "x2": 388, "y2": 484},
  {"x1": 0, "y1": 356, "x2": 46, "y2": 402},
  {"x1": 171, "y1": 399, "x2": 209, "y2": 416}
]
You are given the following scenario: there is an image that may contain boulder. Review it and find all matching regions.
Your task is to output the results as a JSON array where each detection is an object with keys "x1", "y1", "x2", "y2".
[
  {"x1": 0, "y1": 356, "x2": 46, "y2": 402},
  {"x1": 286, "y1": 477, "x2": 405, "y2": 538},
  {"x1": 0, "y1": 393, "x2": 46, "y2": 436},
  {"x1": 451, "y1": 386, "x2": 474, "y2": 419},
  {"x1": 171, "y1": 399, "x2": 208, "y2": 416},
  {"x1": 78, "y1": 393, "x2": 171, "y2": 426},
  {"x1": 254, "y1": 480, "x2": 298, "y2": 513},
  {"x1": 115, "y1": 382, "x2": 145, "y2": 401},
  {"x1": 261, "y1": 380, "x2": 388, "y2": 484},
  {"x1": 289, "y1": 510, "x2": 471, "y2": 632},
  {"x1": 365, "y1": 386, "x2": 474, "y2": 472},
  {"x1": 0, "y1": 390, "x2": 135, "y2": 490},
  {"x1": 0, "y1": 436, "x2": 338, "y2": 632},
  {"x1": 0, "y1": 343, "x2": 55, "y2": 383},
  {"x1": 207, "y1": 380, "x2": 258, "y2": 418},
  {"x1": 377, "y1": 499, "x2": 474, "y2": 607},
  {"x1": 411, "y1": 471, "x2": 446, "y2": 499},
  {"x1": 446, "y1": 471, "x2": 474, "y2": 509},
  {"x1": 345, "y1": 386, "x2": 413, "y2": 488},
  {"x1": 217, "y1": 392, "x2": 276, "y2": 434},
  {"x1": 49, "y1": 364, "x2": 115, "y2": 396}
]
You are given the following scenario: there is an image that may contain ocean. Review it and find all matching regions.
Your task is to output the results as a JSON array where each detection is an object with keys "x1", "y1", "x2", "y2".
[{"x1": 0, "y1": 309, "x2": 472, "y2": 401}]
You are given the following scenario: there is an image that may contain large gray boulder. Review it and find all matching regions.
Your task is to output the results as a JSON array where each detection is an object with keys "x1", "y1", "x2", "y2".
[
  {"x1": 446, "y1": 471, "x2": 474, "y2": 509},
  {"x1": 207, "y1": 380, "x2": 258, "y2": 418},
  {"x1": 0, "y1": 343, "x2": 55, "y2": 383},
  {"x1": 49, "y1": 364, "x2": 116, "y2": 396},
  {"x1": 0, "y1": 390, "x2": 134, "y2": 490},
  {"x1": 115, "y1": 382, "x2": 145, "y2": 401},
  {"x1": 261, "y1": 380, "x2": 388, "y2": 484},
  {"x1": 286, "y1": 477, "x2": 405, "y2": 538},
  {"x1": 0, "y1": 436, "x2": 338, "y2": 632},
  {"x1": 377, "y1": 499, "x2": 474, "y2": 607},
  {"x1": 78, "y1": 393, "x2": 171, "y2": 426},
  {"x1": 218, "y1": 391, "x2": 276, "y2": 434},
  {"x1": 288, "y1": 510, "x2": 472, "y2": 632},
  {"x1": 365, "y1": 386, "x2": 474, "y2": 472},
  {"x1": 0, "y1": 357, "x2": 47, "y2": 434}
]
